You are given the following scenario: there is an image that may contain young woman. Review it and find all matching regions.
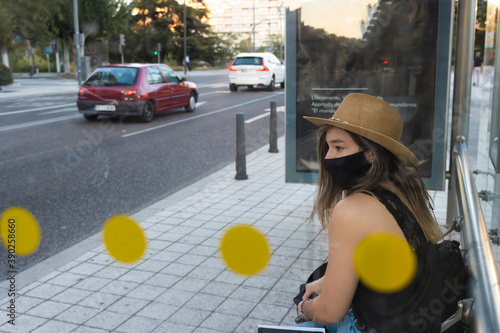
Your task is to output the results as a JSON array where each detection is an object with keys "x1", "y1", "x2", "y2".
[{"x1": 296, "y1": 93, "x2": 444, "y2": 333}]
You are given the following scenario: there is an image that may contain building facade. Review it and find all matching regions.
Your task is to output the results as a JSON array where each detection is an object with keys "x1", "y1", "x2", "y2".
[{"x1": 203, "y1": 0, "x2": 285, "y2": 56}]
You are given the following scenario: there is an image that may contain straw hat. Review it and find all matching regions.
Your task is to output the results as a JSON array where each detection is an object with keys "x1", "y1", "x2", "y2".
[{"x1": 304, "y1": 93, "x2": 419, "y2": 167}]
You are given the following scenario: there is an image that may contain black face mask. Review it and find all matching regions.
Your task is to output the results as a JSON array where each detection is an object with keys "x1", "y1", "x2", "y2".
[{"x1": 323, "y1": 151, "x2": 371, "y2": 190}]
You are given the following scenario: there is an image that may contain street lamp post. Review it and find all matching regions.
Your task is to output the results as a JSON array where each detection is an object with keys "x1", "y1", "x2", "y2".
[
  {"x1": 73, "y1": 0, "x2": 82, "y2": 86},
  {"x1": 184, "y1": 0, "x2": 187, "y2": 75}
]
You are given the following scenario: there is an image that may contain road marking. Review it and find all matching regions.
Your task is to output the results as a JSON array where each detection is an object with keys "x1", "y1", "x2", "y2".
[
  {"x1": 245, "y1": 113, "x2": 270, "y2": 124},
  {"x1": 40, "y1": 108, "x2": 78, "y2": 115},
  {"x1": 263, "y1": 105, "x2": 285, "y2": 112},
  {"x1": 0, "y1": 103, "x2": 76, "y2": 116},
  {"x1": 246, "y1": 105, "x2": 285, "y2": 124},
  {"x1": 197, "y1": 82, "x2": 227, "y2": 88},
  {"x1": 122, "y1": 93, "x2": 283, "y2": 138},
  {"x1": 0, "y1": 115, "x2": 80, "y2": 133},
  {"x1": 195, "y1": 101, "x2": 207, "y2": 107}
]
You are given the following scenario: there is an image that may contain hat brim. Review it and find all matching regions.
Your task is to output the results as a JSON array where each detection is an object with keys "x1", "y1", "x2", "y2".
[{"x1": 304, "y1": 116, "x2": 419, "y2": 168}]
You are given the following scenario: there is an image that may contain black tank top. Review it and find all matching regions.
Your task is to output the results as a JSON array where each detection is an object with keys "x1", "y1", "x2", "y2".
[{"x1": 351, "y1": 187, "x2": 441, "y2": 333}]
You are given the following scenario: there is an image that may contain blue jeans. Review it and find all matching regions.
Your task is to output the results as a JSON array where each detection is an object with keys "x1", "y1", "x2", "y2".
[{"x1": 295, "y1": 309, "x2": 362, "y2": 333}]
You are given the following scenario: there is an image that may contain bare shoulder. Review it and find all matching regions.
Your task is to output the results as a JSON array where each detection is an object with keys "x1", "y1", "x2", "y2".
[{"x1": 330, "y1": 192, "x2": 393, "y2": 235}]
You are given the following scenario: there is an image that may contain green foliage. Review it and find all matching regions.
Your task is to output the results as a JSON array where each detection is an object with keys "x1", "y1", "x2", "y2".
[
  {"x1": 0, "y1": 63, "x2": 13, "y2": 85},
  {"x1": 0, "y1": 0, "x2": 263, "y2": 71}
]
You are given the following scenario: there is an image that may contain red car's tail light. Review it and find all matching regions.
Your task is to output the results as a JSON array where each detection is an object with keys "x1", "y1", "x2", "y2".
[
  {"x1": 78, "y1": 88, "x2": 85, "y2": 95},
  {"x1": 257, "y1": 65, "x2": 269, "y2": 72},
  {"x1": 228, "y1": 59, "x2": 237, "y2": 72},
  {"x1": 123, "y1": 90, "x2": 138, "y2": 97}
]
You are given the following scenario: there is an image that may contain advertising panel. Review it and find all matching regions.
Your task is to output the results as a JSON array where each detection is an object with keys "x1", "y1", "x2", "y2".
[{"x1": 285, "y1": 0, "x2": 453, "y2": 189}]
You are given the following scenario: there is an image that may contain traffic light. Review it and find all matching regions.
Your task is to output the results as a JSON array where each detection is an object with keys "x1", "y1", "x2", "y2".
[
  {"x1": 154, "y1": 50, "x2": 158, "y2": 55},
  {"x1": 119, "y1": 34, "x2": 126, "y2": 46}
]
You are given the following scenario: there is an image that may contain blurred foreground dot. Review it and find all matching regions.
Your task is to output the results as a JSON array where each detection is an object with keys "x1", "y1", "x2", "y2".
[
  {"x1": 102, "y1": 215, "x2": 146, "y2": 264},
  {"x1": 353, "y1": 233, "x2": 417, "y2": 293},
  {"x1": 220, "y1": 224, "x2": 270, "y2": 276},
  {"x1": 0, "y1": 207, "x2": 41, "y2": 255}
]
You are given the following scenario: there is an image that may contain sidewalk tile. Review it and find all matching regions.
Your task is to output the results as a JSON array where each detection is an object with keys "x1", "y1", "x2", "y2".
[
  {"x1": 199, "y1": 281, "x2": 239, "y2": 297},
  {"x1": 188, "y1": 265, "x2": 224, "y2": 280},
  {"x1": 24, "y1": 284, "x2": 66, "y2": 299},
  {"x1": 237, "y1": 317, "x2": 269, "y2": 333},
  {"x1": 85, "y1": 310, "x2": 130, "y2": 330},
  {"x1": 73, "y1": 276, "x2": 112, "y2": 292},
  {"x1": 135, "y1": 301, "x2": 179, "y2": 320},
  {"x1": 31, "y1": 319, "x2": 77, "y2": 333},
  {"x1": 156, "y1": 288, "x2": 195, "y2": 306},
  {"x1": 162, "y1": 262, "x2": 196, "y2": 276},
  {"x1": 168, "y1": 307, "x2": 212, "y2": 326},
  {"x1": 117, "y1": 270, "x2": 155, "y2": 284},
  {"x1": 143, "y1": 273, "x2": 182, "y2": 288},
  {"x1": 249, "y1": 302, "x2": 290, "y2": 321},
  {"x1": 93, "y1": 265, "x2": 130, "y2": 280},
  {"x1": 100, "y1": 280, "x2": 139, "y2": 296},
  {"x1": 79, "y1": 292, "x2": 121, "y2": 309},
  {"x1": 125, "y1": 284, "x2": 167, "y2": 301},
  {"x1": 107, "y1": 297, "x2": 150, "y2": 315},
  {"x1": 71, "y1": 326, "x2": 108, "y2": 333},
  {"x1": 184, "y1": 292, "x2": 226, "y2": 310},
  {"x1": 171, "y1": 276, "x2": 210, "y2": 293},
  {"x1": 216, "y1": 298, "x2": 256, "y2": 317},
  {"x1": 52, "y1": 288, "x2": 93, "y2": 304},
  {"x1": 115, "y1": 316, "x2": 162, "y2": 333},
  {"x1": 0, "y1": 315, "x2": 47, "y2": 332},
  {"x1": 151, "y1": 322, "x2": 195, "y2": 333},
  {"x1": 54, "y1": 304, "x2": 99, "y2": 324},
  {"x1": 200, "y1": 312, "x2": 243, "y2": 332}
]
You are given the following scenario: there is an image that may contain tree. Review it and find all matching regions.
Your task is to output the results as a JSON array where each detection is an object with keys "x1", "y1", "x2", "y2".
[{"x1": 129, "y1": 0, "x2": 212, "y2": 64}]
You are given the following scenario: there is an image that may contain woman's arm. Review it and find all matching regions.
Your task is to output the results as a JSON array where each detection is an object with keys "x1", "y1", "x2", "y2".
[{"x1": 301, "y1": 192, "x2": 405, "y2": 325}]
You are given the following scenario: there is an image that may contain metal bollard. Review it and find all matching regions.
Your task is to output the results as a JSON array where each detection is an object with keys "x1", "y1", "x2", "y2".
[
  {"x1": 235, "y1": 112, "x2": 248, "y2": 180},
  {"x1": 269, "y1": 101, "x2": 279, "y2": 153}
]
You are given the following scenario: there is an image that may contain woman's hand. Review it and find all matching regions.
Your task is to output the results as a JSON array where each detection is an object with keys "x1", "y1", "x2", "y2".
[{"x1": 303, "y1": 276, "x2": 324, "y2": 301}]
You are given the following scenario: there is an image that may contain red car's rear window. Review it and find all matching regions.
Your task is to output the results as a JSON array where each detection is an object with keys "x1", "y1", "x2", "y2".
[{"x1": 84, "y1": 67, "x2": 139, "y2": 87}]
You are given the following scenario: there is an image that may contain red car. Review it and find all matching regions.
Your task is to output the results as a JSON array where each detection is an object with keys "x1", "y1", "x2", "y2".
[{"x1": 77, "y1": 63, "x2": 198, "y2": 122}]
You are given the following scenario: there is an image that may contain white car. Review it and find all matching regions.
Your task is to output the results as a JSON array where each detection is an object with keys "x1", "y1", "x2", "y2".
[{"x1": 228, "y1": 52, "x2": 285, "y2": 92}]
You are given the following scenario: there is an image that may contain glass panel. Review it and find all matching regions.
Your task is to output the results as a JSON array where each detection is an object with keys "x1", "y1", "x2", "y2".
[
  {"x1": 147, "y1": 66, "x2": 165, "y2": 84},
  {"x1": 85, "y1": 67, "x2": 139, "y2": 87},
  {"x1": 159, "y1": 65, "x2": 180, "y2": 83},
  {"x1": 285, "y1": 0, "x2": 453, "y2": 189},
  {"x1": 233, "y1": 57, "x2": 263, "y2": 66}
]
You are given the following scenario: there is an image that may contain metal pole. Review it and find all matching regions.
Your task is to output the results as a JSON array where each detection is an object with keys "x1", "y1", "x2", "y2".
[
  {"x1": 490, "y1": 10, "x2": 500, "y2": 174},
  {"x1": 446, "y1": 0, "x2": 477, "y2": 227},
  {"x1": 269, "y1": 101, "x2": 279, "y2": 153},
  {"x1": 453, "y1": 138, "x2": 500, "y2": 332},
  {"x1": 184, "y1": 0, "x2": 187, "y2": 75},
  {"x1": 235, "y1": 113, "x2": 248, "y2": 180},
  {"x1": 73, "y1": 0, "x2": 82, "y2": 86}
]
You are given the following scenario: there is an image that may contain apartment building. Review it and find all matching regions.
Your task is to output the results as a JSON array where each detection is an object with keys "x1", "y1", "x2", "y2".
[{"x1": 203, "y1": 0, "x2": 285, "y2": 54}]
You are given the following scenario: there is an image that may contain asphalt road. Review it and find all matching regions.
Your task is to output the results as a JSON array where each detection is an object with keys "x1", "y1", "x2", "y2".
[{"x1": 0, "y1": 73, "x2": 285, "y2": 280}]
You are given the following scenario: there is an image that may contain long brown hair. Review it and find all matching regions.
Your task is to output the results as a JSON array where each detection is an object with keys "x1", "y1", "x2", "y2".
[{"x1": 310, "y1": 126, "x2": 442, "y2": 243}]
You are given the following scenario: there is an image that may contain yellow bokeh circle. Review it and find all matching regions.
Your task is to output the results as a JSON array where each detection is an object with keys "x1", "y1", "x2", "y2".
[
  {"x1": 102, "y1": 215, "x2": 147, "y2": 264},
  {"x1": 219, "y1": 224, "x2": 271, "y2": 276},
  {"x1": 0, "y1": 207, "x2": 41, "y2": 255},
  {"x1": 353, "y1": 233, "x2": 417, "y2": 293}
]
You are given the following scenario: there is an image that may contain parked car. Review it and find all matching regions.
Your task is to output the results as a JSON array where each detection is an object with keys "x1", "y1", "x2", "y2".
[
  {"x1": 228, "y1": 52, "x2": 285, "y2": 92},
  {"x1": 77, "y1": 63, "x2": 198, "y2": 122}
]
